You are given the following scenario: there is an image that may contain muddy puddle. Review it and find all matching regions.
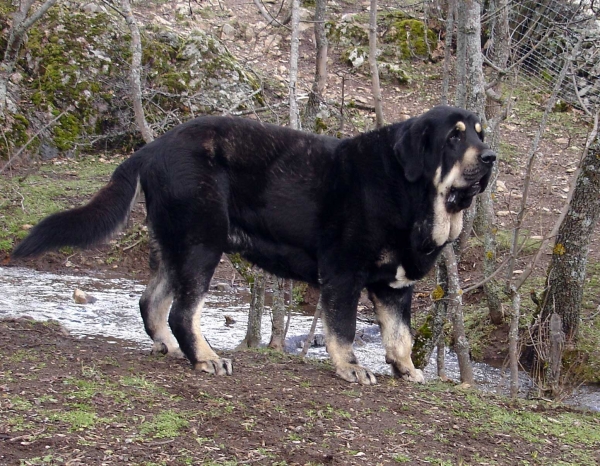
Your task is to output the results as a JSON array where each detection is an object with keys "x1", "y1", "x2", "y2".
[{"x1": 1, "y1": 266, "x2": 598, "y2": 411}]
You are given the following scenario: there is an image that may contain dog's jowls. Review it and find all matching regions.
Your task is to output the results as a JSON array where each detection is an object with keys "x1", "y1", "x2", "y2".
[{"x1": 13, "y1": 105, "x2": 495, "y2": 385}]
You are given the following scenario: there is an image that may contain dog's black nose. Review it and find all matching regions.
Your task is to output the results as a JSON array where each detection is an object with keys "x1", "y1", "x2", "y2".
[{"x1": 480, "y1": 149, "x2": 496, "y2": 164}]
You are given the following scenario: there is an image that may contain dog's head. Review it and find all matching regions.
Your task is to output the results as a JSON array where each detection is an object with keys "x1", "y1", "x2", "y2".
[{"x1": 394, "y1": 105, "x2": 496, "y2": 213}]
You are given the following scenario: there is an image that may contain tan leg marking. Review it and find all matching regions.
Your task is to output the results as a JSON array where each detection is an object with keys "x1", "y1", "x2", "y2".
[
  {"x1": 375, "y1": 301, "x2": 424, "y2": 383},
  {"x1": 190, "y1": 298, "x2": 232, "y2": 375},
  {"x1": 142, "y1": 273, "x2": 182, "y2": 358},
  {"x1": 322, "y1": 321, "x2": 377, "y2": 385}
]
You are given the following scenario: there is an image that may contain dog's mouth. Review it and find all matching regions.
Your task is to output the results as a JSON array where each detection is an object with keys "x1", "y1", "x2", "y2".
[{"x1": 445, "y1": 180, "x2": 485, "y2": 213}]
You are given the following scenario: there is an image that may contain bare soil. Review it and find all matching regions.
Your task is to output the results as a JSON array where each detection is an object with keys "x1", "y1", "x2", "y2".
[
  {"x1": 2, "y1": 0, "x2": 600, "y2": 464},
  {"x1": 1, "y1": 318, "x2": 599, "y2": 466}
]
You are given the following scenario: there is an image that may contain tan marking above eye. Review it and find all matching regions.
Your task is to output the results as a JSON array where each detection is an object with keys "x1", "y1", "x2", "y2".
[
  {"x1": 455, "y1": 121, "x2": 466, "y2": 132},
  {"x1": 475, "y1": 122, "x2": 482, "y2": 133}
]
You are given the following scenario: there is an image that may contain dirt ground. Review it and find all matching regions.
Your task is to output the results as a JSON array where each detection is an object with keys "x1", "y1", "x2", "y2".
[
  {"x1": 2, "y1": 0, "x2": 600, "y2": 464},
  {"x1": 1, "y1": 317, "x2": 599, "y2": 466}
]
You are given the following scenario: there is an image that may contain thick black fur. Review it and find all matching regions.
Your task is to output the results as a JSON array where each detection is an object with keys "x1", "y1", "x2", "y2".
[{"x1": 13, "y1": 105, "x2": 495, "y2": 383}]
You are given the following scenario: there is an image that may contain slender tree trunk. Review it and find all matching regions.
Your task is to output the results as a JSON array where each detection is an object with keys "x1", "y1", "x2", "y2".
[
  {"x1": 301, "y1": 299, "x2": 322, "y2": 357},
  {"x1": 121, "y1": 0, "x2": 154, "y2": 143},
  {"x1": 368, "y1": 0, "x2": 384, "y2": 128},
  {"x1": 440, "y1": 0, "x2": 455, "y2": 106},
  {"x1": 463, "y1": 0, "x2": 486, "y2": 114},
  {"x1": 0, "y1": 0, "x2": 59, "y2": 116},
  {"x1": 443, "y1": 245, "x2": 474, "y2": 385},
  {"x1": 268, "y1": 277, "x2": 286, "y2": 351},
  {"x1": 453, "y1": 1, "x2": 467, "y2": 107},
  {"x1": 303, "y1": 0, "x2": 328, "y2": 131},
  {"x1": 508, "y1": 285, "x2": 520, "y2": 398},
  {"x1": 237, "y1": 270, "x2": 266, "y2": 349},
  {"x1": 413, "y1": 262, "x2": 448, "y2": 370},
  {"x1": 288, "y1": 0, "x2": 300, "y2": 130},
  {"x1": 475, "y1": 0, "x2": 510, "y2": 325}
]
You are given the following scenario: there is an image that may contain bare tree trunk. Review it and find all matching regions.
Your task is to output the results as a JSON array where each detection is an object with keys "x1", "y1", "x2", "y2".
[
  {"x1": 413, "y1": 262, "x2": 448, "y2": 370},
  {"x1": 0, "y1": 0, "x2": 59, "y2": 116},
  {"x1": 463, "y1": 0, "x2": 486, "y2": 114},
  {"x1": 437, "y1": 340, "x2": 447, "y2": 381},
  {"x1": 237, "y1": 270, "x2": 266, "y2": 349},
  {"x1": 442, "y1": 245, "x2": 474, "y2": 385},
  {"x1": 453, "y1": 1, "x2": 467, "y2": 107},
  {"x1": 121, "y1": 0, "x2": 154, "y2": 143},
  {"x1": 440, "y1": 0, "x2": 455, "y2": 106},
  {"x1": 301, "y1": 300, "x2": 322, "y2": 357},
  {"x1": 268, "y1": 277, "x2": 286, "y2": 351},
  {"x1": 548, "y1": 313, "x2": 565, "y2": 397},
  {"x1": 302, "y1": 0, "x2": 328, "y2": 131},
  {"x1": 288, "y1": 0, "x2": 300, "y2": 130},
  {"x1": 474, "y1": 0, "x2": 510, "y2": 325},
  {"x1": 508, "y1": 285, "x2": 520, "y2": 398},
  {"x1": 368, "y1": 0, "x2": 384, "y2": 128}
]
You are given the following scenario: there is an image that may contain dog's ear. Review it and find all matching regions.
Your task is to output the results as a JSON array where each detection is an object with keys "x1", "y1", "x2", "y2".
[{"x1": 393, "y1": 119, "x2": 431, "y2": 182}]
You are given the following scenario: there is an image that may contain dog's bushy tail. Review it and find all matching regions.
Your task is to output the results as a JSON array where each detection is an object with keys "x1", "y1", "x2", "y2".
[{"x1": 11, "y1": 154, "x2": 145, "y2": 259}]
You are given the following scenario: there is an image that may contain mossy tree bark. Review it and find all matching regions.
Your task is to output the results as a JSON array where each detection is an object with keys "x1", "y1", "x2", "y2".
[{"x1": 532, "y1": 135, "x2": 600, "y2": 390}]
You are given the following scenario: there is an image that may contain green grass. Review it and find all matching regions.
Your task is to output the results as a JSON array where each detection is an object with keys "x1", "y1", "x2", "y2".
[
  {"x1": 0, "y1": 158, "x2": 118, "y2": 253},
  {"x1": 139, "y1": 409, "x2": 190, "y2": 439}
]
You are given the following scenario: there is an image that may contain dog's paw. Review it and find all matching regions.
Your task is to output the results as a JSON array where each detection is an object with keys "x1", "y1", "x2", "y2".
[
  {"x1": 336, "y1": 363, "x2": 377, "y2": 385},
  {"x1": 402, "y1": 368, "x2": 425, "y2": 384},
  {"x1": 391, "y1": 365, "x2": 425, "y2": 383},
  {"x1": 194, "y1": 358, "x2": 233, "y2": 376},
  {"x1": 150, "y1": 342, "x2": 184, "y2": 358}
]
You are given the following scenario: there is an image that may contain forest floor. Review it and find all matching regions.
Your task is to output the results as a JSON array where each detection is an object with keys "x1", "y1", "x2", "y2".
[
  {"x1": 1, "y1": 317, "x2": 599, "y2": 466},
  {"x1": 1, "y1": 0, "x2": 600, "y2": 464}
]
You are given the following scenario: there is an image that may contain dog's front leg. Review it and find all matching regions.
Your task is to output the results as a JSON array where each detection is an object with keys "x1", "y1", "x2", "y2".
[
  {"x1": 319, "y1": 275, "x2": 377, "y2": 385},
  {"x1": 367, "y1": 283, "x2": 425, "y2": 383}
]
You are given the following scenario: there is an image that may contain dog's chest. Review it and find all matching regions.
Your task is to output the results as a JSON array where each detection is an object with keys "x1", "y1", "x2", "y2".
[{"x1": 372, "y1": 250, "x2": 421, "y2": 289}]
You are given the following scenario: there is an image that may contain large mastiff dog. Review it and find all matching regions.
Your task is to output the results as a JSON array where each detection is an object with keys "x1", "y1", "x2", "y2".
[{"x1": 13, "y1": 106, "x2": 495, "y2": 385}]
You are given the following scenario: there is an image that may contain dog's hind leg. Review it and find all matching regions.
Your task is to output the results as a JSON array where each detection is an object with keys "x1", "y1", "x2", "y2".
[
  {"x1": 319, "y1": 275, "x2": 377, "y2": 385},
  {"x1": 367, "y1": 283, "x2": 424, "y2": 383},
  {"x1": 140, "y1": 264, "x2": 182, "y2": 358},
  {"x1": 139, "y1": 234, "x2": 182, "y2": 357},
  {"x1": 168, "y1": 245, "x2": 232, "y2": 376}
]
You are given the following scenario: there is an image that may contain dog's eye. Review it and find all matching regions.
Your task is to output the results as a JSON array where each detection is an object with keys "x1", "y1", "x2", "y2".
[{"x1": 449, "y1": 129, "x2": 462, "y2": 142}]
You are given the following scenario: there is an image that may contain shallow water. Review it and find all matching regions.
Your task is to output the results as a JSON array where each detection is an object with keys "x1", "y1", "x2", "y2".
[{"x1": 1, "y1": 266, "x2": 598, "y2": 411}]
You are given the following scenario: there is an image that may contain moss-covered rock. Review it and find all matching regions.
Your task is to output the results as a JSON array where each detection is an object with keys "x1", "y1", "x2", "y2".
[
  {"x1": 382, "y1": 19, "x2": 437, "y2": 60},
  {"x1": 1, "y1": 2, "x2": 263, "y2": 160},
  {"x1": 328, "y1": 10, "x2": 437, "y2": 69}
]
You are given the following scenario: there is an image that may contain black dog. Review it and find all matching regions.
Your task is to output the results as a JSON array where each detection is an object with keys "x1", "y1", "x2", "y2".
[{"x1": 12, "y1": 105, "x2": 495, "y2": 385}]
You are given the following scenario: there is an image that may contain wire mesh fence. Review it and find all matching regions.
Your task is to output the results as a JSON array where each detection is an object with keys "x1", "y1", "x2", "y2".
[{"x1": 381, "y1": 0, "x2": 599, "y2": 112}]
